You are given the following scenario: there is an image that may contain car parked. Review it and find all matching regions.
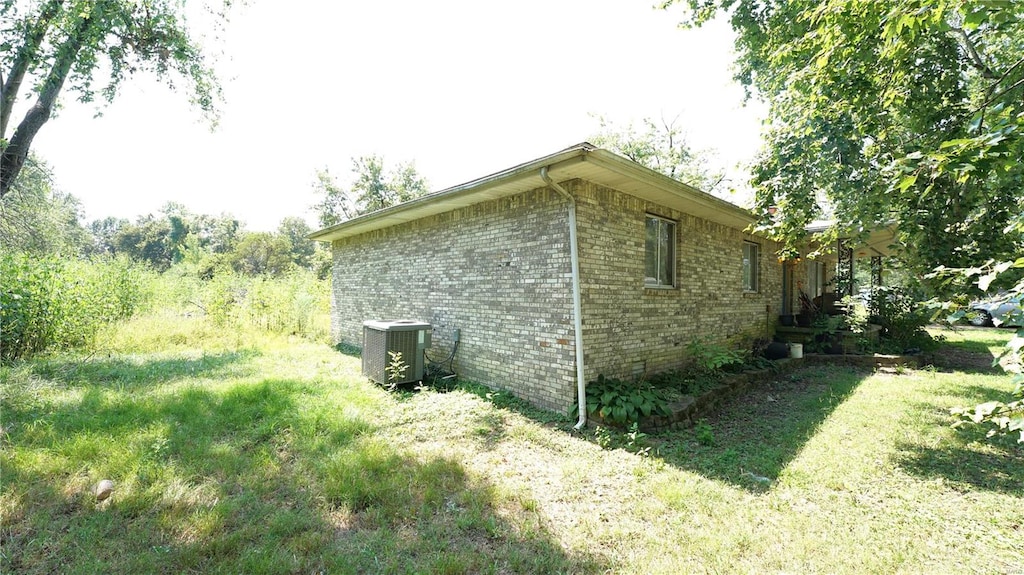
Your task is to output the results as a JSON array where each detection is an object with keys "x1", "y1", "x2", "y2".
[{"x1": 969, "y1": 292, "x2": 1023, "y2": 327}]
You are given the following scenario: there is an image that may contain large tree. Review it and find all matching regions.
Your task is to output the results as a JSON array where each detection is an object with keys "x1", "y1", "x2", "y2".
[
  {"x1": 312, "y1": 156, "x2": 430, "y2": 228},
  {"x1": 590, "y1": 114, "x2": 728, "y2": 197},
  {"x1": 0, "y1": 0, "x2": 229, "y2": 197},
  {"x1": 276, "y1": 216, "x2": 316, "y2": 269},
  {"x1": 666, "y1": 0, "x2": 1024, "y2": 292}
]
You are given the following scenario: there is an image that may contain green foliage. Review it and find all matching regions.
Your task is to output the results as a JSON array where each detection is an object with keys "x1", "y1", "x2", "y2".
[
  {"x1": 166, "y1": 269, "x2": 330, "y2": 342},
  {"x1": 385, "y1": 350, "x2": 408, "y2": 390},
  {"x1": 312, "y1": 155, "x2": 430, "y2": 227},
  {"x1": 227, "y1": 231, "x2": 294, "y2": 276},
  {"x1": 806, "y1": 313, "x2": 845, "y2": 354},
  {"x1": 2, "y1": 316, "x2": 1020, "y2": 573},
  {"x1": 648, "y1": 338, "x2": 769, "y2": 395},
  {"x1": 86, "y1": 206, "x2": 328, "y2": 278},
  {"x1": 588, "y1": 422, "x2": 654, "y2": 456},
  {"x1": 590, "y1": 114, "x2": 727, "y2": 196},
  {"x1": 693, "y1": 419, "x2": 715, "y2": 446},
  {"x1": 276, "y1": 217, "x2": 317, "y2": 269},
  {"x1": 581, "y1": 374, "x2": 672, "y2": 426},
  {"x1": 0, "y1": 155, "x2": 90, "y2": 256},
  {"x1": 932, "y1": 239, "x2": 1024, "y2": 442},
  {"x1": 866, "y1": 286, "x2": 938, "y2": 353},
  {"x1": 685, "y1": 337, "x2": 745, "y2": 375},
  {"x1": 666, "y1": 0, "x2": 1024, "y2": 288},
  {"x1": 2, "y1": 0, "x2": 230, "y2": 196},
  {"x1": 951, "y1": 398, "x2": 1024, "y2": 443},
  {"x1": 0, "y1": 254, "x2": 152, "y2": 360}
]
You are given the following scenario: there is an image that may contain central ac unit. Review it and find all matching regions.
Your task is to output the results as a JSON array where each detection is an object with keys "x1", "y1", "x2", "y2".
[{"x1": 362, "y1": 320, "x2": 431, "y2": 385}]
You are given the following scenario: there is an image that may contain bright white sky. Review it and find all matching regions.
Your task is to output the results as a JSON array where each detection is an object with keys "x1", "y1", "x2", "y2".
[{"x1": 28, "y1": 0, "x2": 766, "y2": 231}]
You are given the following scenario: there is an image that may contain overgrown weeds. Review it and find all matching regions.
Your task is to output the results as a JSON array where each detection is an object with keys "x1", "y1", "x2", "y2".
[{"x1": 0, "y1": 254, "x2": 154, "y2": 360}]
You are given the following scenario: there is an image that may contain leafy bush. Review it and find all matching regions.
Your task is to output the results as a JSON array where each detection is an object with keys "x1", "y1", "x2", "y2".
[
  {"x1": 647, "y1": 337, "x2": 771, "y2": 396},
  {"x1": 693, "y1": 419, "x2": 715, "y2": 446},
  {"x1": 580, "y1": 374, "x2": 672, "y2": 426},
  {"x1": 0, "y1": 254, "x2": 153, "y2": 360},
  {"x1": 864, "y1": 286, "x2": 937, "y2": 353},
  {"x1": 238, "y1": 270, "x2": 329, "y2": 339},
  {"x1": 685, "y1": 338, "x2": 746, "y2": 374},
  {"x1": 648, "y1": 368, "x2": 717, "y2": 397}
]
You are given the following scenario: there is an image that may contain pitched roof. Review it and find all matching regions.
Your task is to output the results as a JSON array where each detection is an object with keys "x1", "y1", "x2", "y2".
[{"x1": 309, "y1": 142, "x2": 756, "y2": 242}]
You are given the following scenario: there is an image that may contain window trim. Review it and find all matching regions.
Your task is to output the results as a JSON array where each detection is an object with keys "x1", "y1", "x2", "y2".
[
  {"x1": 742, "y1": 241, "x2": 760, "y2": 293},
  {"x1": 644, "y1": 214, "x2": 676, "y2": 289}
]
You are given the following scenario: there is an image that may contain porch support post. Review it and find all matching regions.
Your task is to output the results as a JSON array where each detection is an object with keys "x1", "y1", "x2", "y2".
[
  {"x1": 837, "y1": 239, "x2": 854, "y2": 297},
  {"x1": 871, "y1": 256, "x2": 883, "y2": 287}
]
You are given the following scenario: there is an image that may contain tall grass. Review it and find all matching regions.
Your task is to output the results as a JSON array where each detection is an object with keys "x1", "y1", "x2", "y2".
[
  {"x1": 0, "y1": 254, "x2": 332, "y2": 363},
  {"x1": 155, "y1": 267, "x2": 331, "y2": 343},
  {"x1": 0, "y1": 254, "x2": 155, "y2": 360}
]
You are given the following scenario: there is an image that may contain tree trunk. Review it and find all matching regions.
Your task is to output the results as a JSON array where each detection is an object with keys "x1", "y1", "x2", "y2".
[
  {"x1": 0, "y1": 0, "x2": 66, "y2": 141},
  {"x1": 1, "y1": 6, "x2": 92, "y2": 198}
]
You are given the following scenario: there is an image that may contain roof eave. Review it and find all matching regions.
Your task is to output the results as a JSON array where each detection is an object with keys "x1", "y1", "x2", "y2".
[
  {"x1": 308, "y1": 143, "x2": 761, "y2": 242},
  {"x1": 308, "y1": 144, "x2": 595, "y2": 242}
]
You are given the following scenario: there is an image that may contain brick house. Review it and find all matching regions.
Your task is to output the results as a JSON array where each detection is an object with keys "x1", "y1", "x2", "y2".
[{"x1": 310, "y1": 143, "x2": 789, "y2": 416}]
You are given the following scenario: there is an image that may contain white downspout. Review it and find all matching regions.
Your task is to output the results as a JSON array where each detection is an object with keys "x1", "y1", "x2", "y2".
[{"x1": 540, "y1": 167, "x2": 587, "y2": 430}]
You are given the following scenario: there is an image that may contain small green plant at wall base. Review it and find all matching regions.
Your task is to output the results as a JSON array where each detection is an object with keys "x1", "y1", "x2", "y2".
[
  {"x1": 686, "y1": 338, "x2": 745, "y2": 375},
  {"x1": 626, "y1": 422, "x2": 652, "y2": 457},
  {"x1": 694, "y1": 419, "x2": 715, "y2": 446},
  {"x1": 579, "y1": 375, "x2": 672, "y2": 426},
  {"x1": 385, "y1": 350, "x2": 408, "y2": 390}
]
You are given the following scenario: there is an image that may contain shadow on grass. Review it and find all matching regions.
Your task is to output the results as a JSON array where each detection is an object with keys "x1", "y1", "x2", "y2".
[
  {"x1": 893, "y1": 390, "x2": 1024, "y2": 496},
  {"x1": 334, "y1": 342, "x2": 362, "y2": 359},
  {"x1": 926, "y1": 347, "x2": 1004, "y2": 375},
  {"x1": 639, "y1": 365, "x2": 872, "y2": 492},
  {"x1": 2, "y1": 368, "x2": 601, "y2": 574},
  {"x1": 25, "y1": 349, "x2": 259, "y2": 389},
  {"x1": 895, "y1": 435, "x2": 1024, "y2": 495},
  {"x1": 440, "y1": 369, "x2": 873, "y2": 493},
  {"x1": 933, "y1": 382, "x2": 1017, "y2": 404}
]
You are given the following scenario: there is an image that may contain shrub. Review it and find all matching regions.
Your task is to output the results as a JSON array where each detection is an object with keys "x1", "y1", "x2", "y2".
[
  {"x1": 0, "y1": 254, "x2": 153, "y2": 360},
  {"x1": 865, "y1": 286, "x2": 937, "y2": 353},
  {"x1": 238, "y1": 270, "x2": 329, "y2": 339},
  {"x1": 685, "y1": 338, "x2": 746, "y2": 375},
  {"x1": 579, "y1": 374, "x2": 672, "y2": 426}
]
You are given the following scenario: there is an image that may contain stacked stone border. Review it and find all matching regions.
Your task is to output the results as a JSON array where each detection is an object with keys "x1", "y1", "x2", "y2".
[{"x1": 589, "y1": 353, "x2": 931, "y2": 433}]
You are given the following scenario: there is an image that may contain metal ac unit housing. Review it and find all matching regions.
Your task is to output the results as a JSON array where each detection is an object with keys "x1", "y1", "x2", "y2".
[{"x1": 362, "y1": 320, "x2": 431, "y2": 385}]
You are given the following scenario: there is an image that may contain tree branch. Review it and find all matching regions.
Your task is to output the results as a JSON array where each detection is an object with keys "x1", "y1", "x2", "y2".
[
  {"x1": 951, "y1": 27, "x2": 997, "y2": 80},
  {"x1": 1, "y1": 5, "x2": 96, "y2": 198},
  {"x1": 1, "y1": 0, "x2": 66, "y2": 141}
]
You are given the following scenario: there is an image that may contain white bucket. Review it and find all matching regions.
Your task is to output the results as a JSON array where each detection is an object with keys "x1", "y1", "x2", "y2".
[{"x1": 789, "y1": 343, "x2": 804, "y2": 359}]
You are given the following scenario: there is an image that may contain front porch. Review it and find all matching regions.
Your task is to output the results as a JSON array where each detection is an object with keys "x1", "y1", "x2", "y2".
[
  {"x1": 779, "y1": 224, "x2": 898, "y2": 325},
  {"x1": 772, "y1": 225, "x2": 898, "y2": 354}
]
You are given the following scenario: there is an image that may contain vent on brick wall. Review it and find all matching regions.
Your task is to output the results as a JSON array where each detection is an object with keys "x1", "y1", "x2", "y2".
[{"x1": 362, "y1": 320, "x2": 431, "y2": 385}]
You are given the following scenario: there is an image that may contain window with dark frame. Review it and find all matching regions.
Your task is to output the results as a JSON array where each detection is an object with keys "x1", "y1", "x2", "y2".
[
  {"x1": 645, "y1": 215, "x2": 676, "y2": 288},
  {"x1": 742, "y1": 241, "x2": 760, "y2": 292}
]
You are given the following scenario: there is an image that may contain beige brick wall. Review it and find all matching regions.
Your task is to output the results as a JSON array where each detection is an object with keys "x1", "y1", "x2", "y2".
[
  {"x1": 330, "y1": 187, "x2": 578, "y2": 412},
  {"x1": 571, "y1": 180, "x2": 784, "y2": 380},
  {"x1": 329, "y1": 178, "x2": 786, "y2": 412}
]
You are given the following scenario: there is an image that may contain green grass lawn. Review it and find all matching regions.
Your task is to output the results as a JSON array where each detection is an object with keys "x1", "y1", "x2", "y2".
[
  {"x1": 930, "y1": 324, "x2": 1014, "y2": 354},
  {"x1": 2, "y1": 318, "x2": 1021, "y2": 574}
]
